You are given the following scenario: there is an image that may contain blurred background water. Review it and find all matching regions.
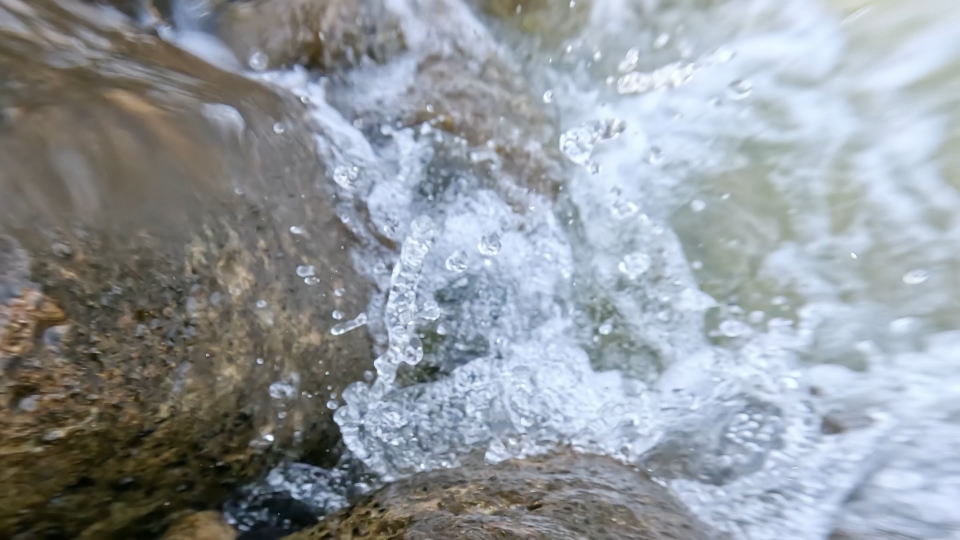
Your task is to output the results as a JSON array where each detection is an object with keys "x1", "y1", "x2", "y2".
[{"x1": 5, "y1": 0, "x2": 960, "y2": 538}]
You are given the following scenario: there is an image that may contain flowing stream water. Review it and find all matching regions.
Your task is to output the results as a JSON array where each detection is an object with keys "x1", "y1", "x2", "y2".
[{"x1": 15, "y1": 0, "x2": 960, "y2": 538}]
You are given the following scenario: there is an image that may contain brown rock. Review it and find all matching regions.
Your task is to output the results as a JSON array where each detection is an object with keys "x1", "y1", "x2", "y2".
[
  {"x1": 162, "y1": 511, "x2": 237, "y2": 540},
  {"x1": 282, "y1": 451, "x2": 714, "y2": 540},
  {"x1": 479, "y1": 0, "x2": 594, "y2": 45},
  {"x1": 213, "y1": 0, "x2": 406, "y2": 71},
  {"x1": 0, "y1": 1, "x2": 374, "y2": 538}
]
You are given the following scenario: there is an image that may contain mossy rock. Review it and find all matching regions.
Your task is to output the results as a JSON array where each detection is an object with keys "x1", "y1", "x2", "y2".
[
  {"x1": 282, "y1": 451, "x2": 714, "y2": 540},
  {"x1": 0, "y1": 2, "x2": 374, "y2": 538}
]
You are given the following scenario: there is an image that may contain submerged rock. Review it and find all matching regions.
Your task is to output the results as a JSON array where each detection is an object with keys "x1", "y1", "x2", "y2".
[
  {"x1": 0, "y1": 1, "x2": 373, "y2": 538},
  {"x1": 282, "y1": 451, "x2": 714, "y2": 540}
]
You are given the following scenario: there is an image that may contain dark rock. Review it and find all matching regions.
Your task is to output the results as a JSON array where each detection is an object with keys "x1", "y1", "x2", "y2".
[
  {"x1": 0, "y1": 2, "x2": 374, "y2": 538},
  {"x1": 282, "y1": 451, "x2": 714, "y2": 540}
]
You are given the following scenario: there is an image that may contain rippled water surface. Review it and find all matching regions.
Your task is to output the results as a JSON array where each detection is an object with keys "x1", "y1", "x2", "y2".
[{"x1": 10, "y1": 0, "x2": 959, "y2": 538}]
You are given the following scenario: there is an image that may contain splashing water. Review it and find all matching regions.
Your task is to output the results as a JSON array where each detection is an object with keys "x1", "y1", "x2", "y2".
[{"x1": 206, "y1": 0, "x2": 960, "y2": 538}]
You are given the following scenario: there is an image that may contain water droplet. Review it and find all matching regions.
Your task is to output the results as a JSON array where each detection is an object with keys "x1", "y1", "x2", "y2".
[
  {"x1": 273, "y1": 122, "x2": 286, "y2": 134},
  {"x1": 420, "y1": 300, "x2": 441, "y2": 321},
  {"x1": 598, "y1": 118, "x2": 626, "y2": 140},
  {"x1": 690, "y1": 199, "x2": 706, "y2": 212},
  {"x1": 617, "y1": 62, "x2": 695, "y2": 95},
  {"x1": 719, "y1": 319, "x2": 749, "y2": 337},
  {"x1": 304, "y1": 276, "x2": 320, "y2": 285},
  {"x1": 748, "y1": 310, "x2": 766, "y2": 324},
  {"x1": 648, "y1": 146, "x2": 663, "y2": 164},
  {"x1": 611, "y1": 199, "x2": 639, "y2": 219},
  {"x1": 618, "y1": 252, "x2": 652, "y2": 279},
  {"x1": 728, "y1": 79, "x2": 753, "y2": 100},
  {"x1": 248, "y1": 51, "x2": 268, "y2": 71},
  {"x1": 691, "y1": 260, "x2": 703, "y2": 270},
  {"x1": 478, "y1": 233, "x2": 502, "y2": 256},
  {"x1": 334, "y1": 287, "x2": 345, "y2": 297},
  {"x1": 51, "y1": 242, "x2": 72, "y2": 258},
  {"x1": 445, "y1": 250, "x2": 469, "y2": 272},
  {"x1": 381, "y1": 216, "x2": 400, "y2": 236},
  {"x1": 618, "y1": 47, "x2": 640, "y2": 73},
  {"x1": 296, "y1": 265, "x2": 316, "y2": 278},
  {"x1": 889, "y1": 317, "x2": 919, "y2": 335},
  {"x1": 598, "y1": 321, "x2": 614, "y2": 335},
  {"x1": 363, "y1": 370, "x2": 374, "y2": 382},
  {"x1": 653, "y1": 33, "x2": 670, "y2": 49},
  {"x1": 256, "y1": 357, "x2": 264, "y2": 365},
  {"x1": 255, "y1": 300, "x2": 267, "y2": 309},
  {"x1": 333, "y1": 165, "x2": 360, "y2": 190},
  {"x1": 332, "y1": 310, "x2": 344, "y2": 320},
  {"x1": 559, "y1": 126, "x2": 597, "y2": 165},
  {"x1": 269, "y1": 381, "x2": 297, "y2": 399},
  {"x1": 714, "y1": 48, "x2": 736, "y2": 63},
  {"x1": 543, "y1": 90, "x2": 554, "y2": 103},
  {"x1": 331, "y1": 313, "x2": 368, "y2": 336},
  {"x1": 902, "y1": 269, "x2": 929, "y2": 285},
  {"x1": 289, "y1": 225, "x2": 305, "y2": 235},
  {"x1": 326, "y1": 400, "x2": 339, "y2": 410},
  {"x1": 262, "y1": 433, "x2": 275, "y2": 443}
]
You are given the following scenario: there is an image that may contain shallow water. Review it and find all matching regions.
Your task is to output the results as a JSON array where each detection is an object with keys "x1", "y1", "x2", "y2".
[{"x1": 9, "y1": 0, "x2": 959, "y2": 538}]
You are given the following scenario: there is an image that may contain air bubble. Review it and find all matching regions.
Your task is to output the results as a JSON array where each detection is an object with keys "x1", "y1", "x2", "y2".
[
  {"x1": 332, "y1": 310, "x2": 344, "y2": 320},
  {"x1": 296, "y1": 265, "x2": 316, "y2": 278},
  {"x1": 289, "y1": 225, "x2": 305, "y2": 235},
  {"x1": 248, "y1": 51, "x2": 268, "y2": 71},
  {"x1": 543, "y1": 90, "x2": 554, "y2": 103},
  {"x1": 304, "y1": 277, "x2": 320, "y2": 285},
  {"x1": 273, "y1": 122, "x2": 286, "y2": 134},
  {"x1": 690, "y1": 199, "x2": 706, "y2": 212}
]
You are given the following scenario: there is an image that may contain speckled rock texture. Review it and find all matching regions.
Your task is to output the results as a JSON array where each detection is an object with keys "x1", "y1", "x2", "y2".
[
  {"x1": 0, "y1": 1, "x2": 374, "y2": 537},
  {"x1": 282, "y1": 451, "x2": 715, "y2": 540}
]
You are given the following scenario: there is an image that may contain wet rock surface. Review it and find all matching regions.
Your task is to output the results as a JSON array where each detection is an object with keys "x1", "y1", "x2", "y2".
[
  {"x1": 162, "y1": 511, "x2": 237, "y2": 540},
  {"x1": 281, "y1": 451, "x2": 714, "y2": 540},
  {"x1": 214, "y1": 0, "x2": 405, "y2": 72},
  {"x1": 0, "y1": 1, "x2": 374, "y2": 538}
]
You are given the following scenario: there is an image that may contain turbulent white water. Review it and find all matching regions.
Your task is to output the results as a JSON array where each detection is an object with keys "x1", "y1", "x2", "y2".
[{"x1": 216, "y1": 0, "x2": 960, "y2": 539}]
